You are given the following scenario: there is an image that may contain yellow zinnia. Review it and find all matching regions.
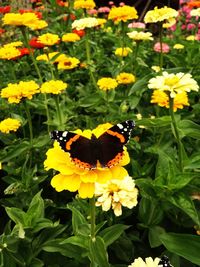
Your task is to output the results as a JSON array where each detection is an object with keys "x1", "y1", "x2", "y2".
[
  {"x1": 116, "y1": 72, "x2": 136, "y2": 84},
  {"x1": 97, "y1": 77, "x2": 118, "y2": 91},
  {"x1": 74, "y1": 0, "x2": 96, "y2": 10},
  {"x1": 0, "y1": 46, "x2": 21, "y2": 60},
  {"x1": 40, "y1": 80, "x2": 68, "y2": 94},
  {"x1": 38, "y1": 33, "x2": 60, "y2": 46},
  {"x1": 2, "y1": 12, "x2": 39, "y2": 27},
  {"x1": 115, "y1": 47, "x2": 132, "y2": 57},
  {"x1": 173, "y1": 43, "x2": 184, "y2": 50},
  {"x1": 57, "y1": 56, "x2": 80, "y2": 70},
  {"x1": 108, "y1": 5, "x2": 138, "y2": 23},
  {"x1": 44, "y1": 123, "x2": 130, "y2": 198},
  {"x1": 62, "y1": 33, "x2": 80, "y2": 42},
  {"x1": 0, "y1": 118, "x2": 21, "y2": 134}
]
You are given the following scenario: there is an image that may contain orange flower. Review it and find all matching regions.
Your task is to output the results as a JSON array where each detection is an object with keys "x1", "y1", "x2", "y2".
[{"x1": 187, "y1": 1, "x2": 200, "y2": 8}]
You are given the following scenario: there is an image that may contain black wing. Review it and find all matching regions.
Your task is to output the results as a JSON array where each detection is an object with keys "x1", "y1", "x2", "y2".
[{"x1": 158, "y1": 256, "x2": 173, "y2": 267}]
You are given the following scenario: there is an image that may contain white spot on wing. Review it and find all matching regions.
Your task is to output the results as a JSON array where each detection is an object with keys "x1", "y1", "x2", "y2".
[
  {"x1": 117, "y1": 123, "x2": 123, "y2": 129},
  {"x1": 62, "y1": 131, "x2": 68, "y2": 137}
]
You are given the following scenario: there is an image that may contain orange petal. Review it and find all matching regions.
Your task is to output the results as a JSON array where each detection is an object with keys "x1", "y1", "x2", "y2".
[{"x1": 78, "y1": 182, "x2": 95, "y2": 198}]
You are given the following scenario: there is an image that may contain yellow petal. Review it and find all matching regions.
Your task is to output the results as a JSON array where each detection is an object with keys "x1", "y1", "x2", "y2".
[
  {"x1": 80, "y1": 170, "x2": 98, "y2": 183},
  {"x1": 95, "y1": 168, "x2": 112, "y2": 183},
  {"x1": 78, "y1": 182, "x2": 95, "y2": 198},
  {"x1": 51, "y1": 173, "x2": 81, "y2": 192},
  {"x1": 110, "y1": 166, "x2": 128, "y2": 179},
  {"x1": 120, "y1": 149, "x2": 130, "y2": 166}
]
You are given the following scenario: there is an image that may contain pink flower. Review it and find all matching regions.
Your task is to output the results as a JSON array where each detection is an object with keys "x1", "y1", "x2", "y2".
[
  {"x1": 119, "y1": 2, "x2": 125, "y2": 6},
  {"x1": 108, "y1": 1, "x2": 114, "y2": 5},
  {"x1": 170, "y1": 24, "x2": 176, "y2": 31},
  {"x1": 181, "y1": 24, "x2": 187, "y2": 30},
  {"x1": 98, "y1": 6, "x2": 110, "y2": 13},
  {"x1": 87, "y1": 9, "x2": 98, "y2": 15},
  {"x1": 128, "y1": 22, "x2": 146, "y2": 29},
  {"x1": 153, "y1": 42, "x2": 170, "y2": 53},
  {"x1": 187, "y1": 23, "x2": 196, "y2": 30}
]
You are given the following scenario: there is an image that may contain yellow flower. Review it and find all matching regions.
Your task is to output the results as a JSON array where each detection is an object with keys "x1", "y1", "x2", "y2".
[
  {"x1": 115, "y1": 47, "x2": 132, "y2": 57},
  {"x1": 0, "y1": 46, "x2": 21, "y2": 60},
  {"x1": 1, "y1": 81, "x2": 39, "y2": 103},
  {"x1": 27, "y1": 20, "x2": 48, "y2": 30},
  {"x1": 95, "y1": 176, "x2": 138, "y2": 216},
  {"x1": 108, "y1": 5, "x2": 138, "y2": 23},
  {"x1": 36, "y1": 52, "x2": 60, "y2": 62},
  {"x1": 38, "y1": 33, "x2": 60, "y2": 46},
  {"x1": 0, "y1": 118, "x2": 21, "y2": 134},
  {"x1": 127, "y1": 31, "x2": 153, "y2": 41},
  {"x1": 128, "y1": 257, "x2": 160, "y2": 267},
  {"x1": 144, "y1": 6, "x2": 178, "y2": 27},
  {"x1": 151, "y1": 90, "x2": 190, "y2": 111},
  {"x1": 44, "y1": 123, "x2": 130, "y2": 198},
  {"x1": 2, "y1": 12, "x2": 39, "y2": 27},
  {"x1": 148, "y1": 71, "x2": 199, "y2": 98},
  {"x1": 62, "y1": 33, "x2": 80, "y2": 42},
  {"x1": 72, "y1": 17, "x2": 99, "y2": 30},
  {"x1": 3, "y1": 41, "x2": 23, "y2": 48},
  {"x1": 151, "y1": 65, "x2": 161, "y2": 72},
  {"x1": 186, "y1": 35, "x2": 197, "y2": 41},
  {"x1": 97, "y1": 77, "x2": 118, "y2": 91},
  {"x1": 116, "y1": 72, "x2": 136, "y2": 84},
  {"x1": 74, "y1": 0, "x2": 96, "y2": 10},
  {"x1": 173, "y1": 43, "x2": 184, "y2": 49},
  {"x1": 57, "y1": 56, "x2": 80, "y2": 70},
  {"x1": 40, "y1": 80, "x2": 68, "y2": 94}
]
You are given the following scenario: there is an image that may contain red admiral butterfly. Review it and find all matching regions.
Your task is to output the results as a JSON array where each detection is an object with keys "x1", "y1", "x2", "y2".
[
  {"x1": 159, "y1": 256, "x2": 173, "y2": 267},
  {"x1": 51, "y1": 120, "x2": 135, "y2": 170}
]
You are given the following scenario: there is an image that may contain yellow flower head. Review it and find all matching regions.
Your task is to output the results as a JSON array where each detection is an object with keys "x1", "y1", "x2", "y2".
[
  {"x1": 38, "y1": 33, "x2": 60, "y2": 46},
  {"x1": 27, "y1": 20, "x2": 48, "y2": 30},
  {"x1": 0, "y1": 46, "x2": 21, "y2": 60},
  {"x1": 148, "y1": 71, "x2": 199, "y2": 98},
  {"x1": 57, "y1": 56, "x2": 80, "y2": 70},
  {"x1": 74, "y1": 0, "x2": 96, "y2": 10},
  {"x1": 0, "y1": 118, "x2": 21, "y2": 134},
  {"x1": 44, "y1": 123, "x2": 131, "y2": 198},
  {"x1": 115, "y1": 47, "x2": 132, "y2": 57},
  {"x1": 186, "y1": 35, "x2": 198, "y2": 41},
  {"x1": 173, "y1": 43, "x2": 184, "y2": 50},
  {"x1": 36, "y1": 52, "x2": 61, "y2": 62},
  {"x1": 3, "y1": 41, "x2": 23, "y2": 48},
  {"x1": 1, "y1": 81, "x2": 39, "y2": 103},
  {"x1": 128, "y1": 257, "x2": 160, "y2": 267},
  {"x1": 40, "y1": 80, "x2": 68, "y2": 94},
  {"x1": 95, "y1": 176, "x2": 138, "y2": 216},
  {"x1": 144, "y1": 6, "x2": 178, "y2": 27},
  {"x1": 2, "y1": 12, "x2": 39, "y2": 27},
  {"x1": 97, "y1": 77, "x2": 118, "y2": 91},
  {"x1": 151, "y1": 90, "x2": 190, "y2": 111},
  {"x1": 72, "y1": 17, "x2": 99, "y2": 30},
  {"x1": 151, "y1": 65, "x2": 161, "y2": 73},
  {"x1": 127, "y1": 31, "x2": 153, "y2": 41},
  {"x1": 108, "y1": 5, "x2": 138, "y2": 23},
  {"x1": 62, "y1": 33, "x2": 80, "y2": 42},
  {"x1": 116, "y1": 72, "x2": 136, "y2": 84}
]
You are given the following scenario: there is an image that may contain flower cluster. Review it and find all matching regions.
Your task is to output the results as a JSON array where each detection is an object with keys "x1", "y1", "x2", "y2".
[
  {"x1": 95, "y1": 176, "x2": 138, "y2": 216},
  {"x1": 0, "y1": 118, "x2": 21, "y2": 134},
  {"x1": 1, "y1": 81, "x2": 40, "y2": 103},
  {"x1": 108, "y1": 5, "x2": 138, "y2": 23},
  {"x1": 44, "y1": 123, "x2": 130, "y2": 198}
]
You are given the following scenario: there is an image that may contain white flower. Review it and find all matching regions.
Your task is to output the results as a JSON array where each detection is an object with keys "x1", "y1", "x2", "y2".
[{"x1": 128, "y1": 257, "x2": 160, "y2": 267}]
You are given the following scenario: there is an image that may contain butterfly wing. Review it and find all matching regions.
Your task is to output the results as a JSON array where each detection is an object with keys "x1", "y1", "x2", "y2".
[
  {"x1": 97, "y1": 120, "x2": 135, "y2": 168},
  {"x1": 50, "y1": 130, "x2": 96, "y2": 169},
  {"x1": 158, "y1": 256, "x2": 173, "y2": 267}
]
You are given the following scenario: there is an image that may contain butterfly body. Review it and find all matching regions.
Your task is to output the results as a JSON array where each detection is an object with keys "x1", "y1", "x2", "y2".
[{"x1": 51, "y1": 120, "x2": 135, "y2": 170}]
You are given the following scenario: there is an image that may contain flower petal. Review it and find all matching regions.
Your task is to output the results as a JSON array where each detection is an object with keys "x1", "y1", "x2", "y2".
[
  {"x1": 51, "y1": 173, "x2": 81, "y2": 192},
  {"x1": 78, "y1": 182, "x2": 95, "y2": 198}
]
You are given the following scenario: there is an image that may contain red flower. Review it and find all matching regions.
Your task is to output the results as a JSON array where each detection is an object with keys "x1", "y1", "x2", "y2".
[
  {"x1": 56, "y1": 0, "x2": 68, "y2": 7},
  {"x1": 72, "y1": 29, "x2": 85, "y2": 37},
  {"x1": 63, "y1": 14, "x2": 76, "y2": 21},
  {"x1": 29, "y1": 37, "x2": 45, "y2": 49},
  {"x1": 18, "y1": 9, "x2": 42, "y2": 19},
  {"x1": 11, "y1": 48, "x2": 34, "y2": 60},
  {"x1": 0, "y1": 5, "x2": 11, "y2": 14},
  {"x1": 0, "y1": 28, "x2": 6, "y2": 35}
]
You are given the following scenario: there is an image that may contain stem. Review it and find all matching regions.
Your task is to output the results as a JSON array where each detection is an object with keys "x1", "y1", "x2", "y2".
[
  {"x1": 133, "y1": 41, "x2": 140, "y2": 73},
  {"x1": 169, "y1": 97, "x2": 184, "y2": 172},
  {"x1": 159, "y1": 22, "x2": 164, "y2": 70},
  {"x1": 54, "y1": 95, "x2": 63, "y2": 128},
  {"x1": 138, "y1": 0, "x2": 152, "y2": 21},
  {"x1": 24, "y1": 101, "x2": 33, "y2": 146},
  {"x1": 44, "y1": 94, "x2": 51, "y2": 133},
  {"x1": 20, "y1": 27, "x2": 43, "y2": 83},
  {"x1": 85, "y1": 31, "x2": 98, "y2": 90},
  {"x1": 90, "y1": 196, "x2": 96, "y2": 240}
]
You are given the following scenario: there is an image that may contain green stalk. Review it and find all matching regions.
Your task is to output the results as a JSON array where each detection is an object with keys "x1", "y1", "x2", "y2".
[
  {"x1": 90, "y1": 196, "x2": 96, "y2": 240},
  {"x1": 54, "y1": 95, "x2": 63, "y2": 129},
  {"x1": 20, "y1": 27, "x2": 43, "y2": 83},
  {"x1": 169, "y1": 97, "x2": 184, "y2": 172},
  {"x1": 85, "y1": 30, "x2": 98, "y2": 90},
  {"x1": 133, "y1": 41, "x2": 140, "y2": 73},
  {"x1": 158, "y1": 22, "x2": 164, "y2": 70},
  {"x1": 24, "y1": 101, "x2": 33, "y2": 146}
]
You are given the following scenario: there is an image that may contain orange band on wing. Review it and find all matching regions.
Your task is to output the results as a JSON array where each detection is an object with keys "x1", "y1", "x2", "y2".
[
  {"x1": 72, "y1": 157, "x2": 92, "y2": 169},
  {"x1": 106, "y1": 129, "x2": 125, "y2": 143},
  {"x1": 65, "y1": 134, "x2": 80, "y2": 150},
  {"x1": 107, "y1": 152, "x2": 123, "y2": 167}
]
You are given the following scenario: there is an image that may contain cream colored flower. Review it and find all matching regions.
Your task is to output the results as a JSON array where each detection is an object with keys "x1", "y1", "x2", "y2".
[
  {"x1": 173, "y1": 43, "x2": 184, "y2": 49},
  {"x1": 127, "y1": 31, "x2": 153, "y2": 41},
  {"x1": 190, "y1": 8, "x2": 200, "y2": 17},
  {"x1": 128, "y1": 257, "x2": 160, "y2": 267},
  {"x1": 72, "y1": 17, "x2": 99, "y2": 30},
  {"x1": 95, "y1": 176, "x2": 138, "y2": 216}
]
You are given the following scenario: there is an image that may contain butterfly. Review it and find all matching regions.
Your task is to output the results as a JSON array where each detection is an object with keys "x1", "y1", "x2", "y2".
[
  {"x1": 158, "y1": 256, "x2": 173, "y2": 267},
  {"x1": 50, "y1": 120, "x2": 135, "y2": 170}
]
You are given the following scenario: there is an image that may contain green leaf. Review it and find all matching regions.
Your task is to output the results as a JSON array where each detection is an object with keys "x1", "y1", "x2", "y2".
[
  {"x1": 60, "y1": 236, "x2": 89, "y2": 249},
  {"x1": 0, "y1": 141, "x2": 30, "y2": 162},
  {"x1": 177, "y1": 119, "x2": 200, "y2": 140},
  {"x1": 160, "y1": 233, "x2": 200, "y2": 265},
  {"x1": 148, "y1": 226, "x2": 166, "y2": 248},
  {"x1": 5, "y1": 207, "x2": 27, "y2": 226},
  {"x1": 99, "y1": 224, "x2": 129, "y2": 248},
  {"x1": 89, "y1": 236, "x2": 110, "y2": 267},
  {"x1": 27, "y1": 191, "x2": 44, "y2": 225},
  {"x1": 168, "y1": 193, "x2": 200, "y2": 225},
  {"x1": 136, "y1": 116, "x2": 171, "y2": 128}
]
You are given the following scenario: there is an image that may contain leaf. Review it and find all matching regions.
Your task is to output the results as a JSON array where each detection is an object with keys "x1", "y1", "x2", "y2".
[
  {"x1": 177, "y1": 119, "x2": 200, "y2": 140},
  {"x1": 0, "y1": 141, "x2": 30, "y2": 162},
  {"x1": 128, "y1": 74, "x2": 150, "y2": 96},
  {"x1": 5, "y1": 207, "x2": 27, "y2": 226},
  {"x1": 160, "y1": 233, "x2": 200, "y2": 265},
  {"x1": 148, "y1": 226, "x2": 166, "y2": 248},
  {"x1": 99, "y1": 224, "x2": 129, "y2": 247},
  {"x1": 89, "y1": 236, "x2": 110, "y2": 267},
  {"x1": 168, "y1": 193, "x2": 200, "y2": 225},
  {"x1": 136, "y1": 116, "x2": 171, "y2": 128},
  {"x1": 60, "y1": 236, "x2": 89, "y2": 249},
  {"x1": 27, "y1": 191, "x2": 44, "y2": 225}
]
